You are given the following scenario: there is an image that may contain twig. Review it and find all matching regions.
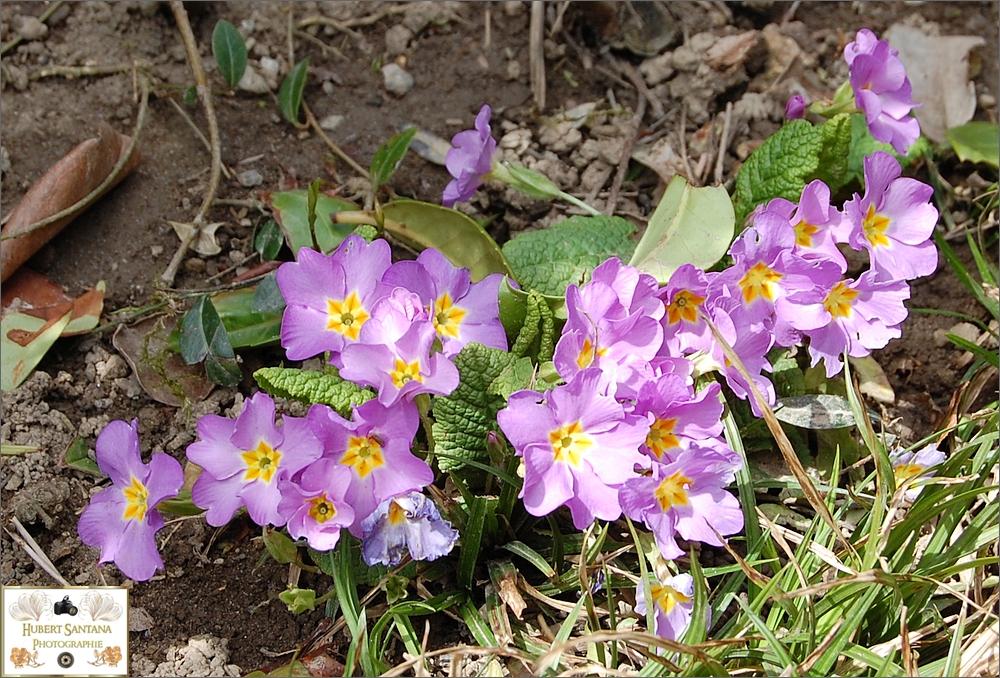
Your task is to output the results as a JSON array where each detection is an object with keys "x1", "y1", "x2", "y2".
[
  {"x1": 29, "y1": 63, "x2": 130, "y2": 81},
  {"x1": 604, "y1": 95, "x2": 647, "y2": 217},
  {"x1": 286, "y1": 5, "x2": 296, "y2": 68},
  {"x1": 530, "y1": 1, "x2": 546, "y2": 110},
  {"x1": 166, "y1": 97, "x2": 233, "y2": 180},
  {"x1": 550, "y1": 1, "x2": 571, "y2": 38},
  {"x1": 295, "y1": 15, "x2": 363, "y2": 40},
  {"x1": 0, "y1": 74, "x2": 149, "y2": 242},
  {"x1": 303, "y1": 101, "x2": 369, "y2": 178},
  {"x1": 293, "y1": 29, "x2": 348, "y2": 61},
  {"x1": 678, "y1": 104, "x2": 697, "y2": 186},
  {"x1": 162, "y1": 1, "x2": 224, "y2": 286},
  {"x1": 781, "y1": 0, "x2": 802, "y2": 26},
  {"x1": 0, "y1": 1, "x2": 65, "y2": 55},
  {"x1": 714, "y1": 101, "x2": 734, "y2": 185},
  {"x1": 5, "y1": 517, "x2": 71, "y2": 586},
  {"x1": 615, "y1": 59, "x2": 665, "y2": 120}
]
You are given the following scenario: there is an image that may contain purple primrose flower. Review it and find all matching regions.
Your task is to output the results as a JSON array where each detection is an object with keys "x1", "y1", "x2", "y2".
[
  {"x1": 442, "y1": 104, "x2": 497, "y2": 207},
  {"x1": 889, "y1": 442, "x2": 947, "y2": 501},
  {"x1": 635, "y1": 573, "x2": 704, "y2": 642},
  {"x1": 78, "y1": 420, "x2": 184, "y2": 582},
  {"x1": 633, "y1": 375, "x2": 726, "y2": 464},
  {"x1": 187, "y1": 393, "x2": 323, "y2": 527},
  {"x1": 785, "y1": 94, "x2": 807, "y2": 120},
  {"x1": 761, "y1": 180, "x2": 848, "y2": 273},
  {"x1": 361, "y1": 492, "x2": 459, "y2": 567},
  {"x1": 278, "y1": 458, "x2": 355, "y2": 551}
]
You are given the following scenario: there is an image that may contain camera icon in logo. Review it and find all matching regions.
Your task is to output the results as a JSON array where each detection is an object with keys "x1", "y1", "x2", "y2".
[
  {"x1": 57, "y1": 651, "x2": 75, "y2": 668},
  {"x1": 53, "y1": 596, "x2": 78, "y2": 616}
]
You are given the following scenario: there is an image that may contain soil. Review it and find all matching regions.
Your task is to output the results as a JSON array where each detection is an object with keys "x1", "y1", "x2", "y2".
[{"x1": 1, "y1": 2, "x2": 997, "y2": 675}]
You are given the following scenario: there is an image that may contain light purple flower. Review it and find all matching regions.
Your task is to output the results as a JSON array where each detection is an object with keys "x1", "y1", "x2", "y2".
[
  {"x1": 635, "y1": 573, "x2": 704, "y2": 642},
  {"x1": 657, "y1": 264, "x2": 716, "y2": 357},
  {"x1": 442, "y1": 104, "x2": 497, "y2": 207},
  {"x1": 497, "y1": 368, "x2": 650, "y2": 529},
  {"x1": 634, "y1": 376, "x2": 726, "y2": 464},
  {"x1": 776, "y1": 268, "x2": 910, "y2": 378},
  {"x1": 187, "y1": 393, "x2": 323, "y2": 527},
  {"x1": 619, "y1": 447, "x2": 743, "y2": 560},
  {"x1": 308, "y1": 399, "x2": 432, "y2": 536},
  {"x1": 889, "y1": 442, "x2": 947, "y2": 501},
  {"x1": 339, "y1": 288, "x2": 460, "y2": 406},
  {"x1": 840, "y1": 151, "x2": 938, "y2": 281},
  {"x1": 78, "y1": 420, "x2": 184, "y2": 582},
  {"x1": 785, "y1": 94, "x2": 807, "y2": 120},
  {"x1": 381, "y1": 248, "x2": 506, "y2": 357},
  {"x1": 589, "y1": 257, "x2": 664, "y2": 320},
  {"x1": 845, "y1": 29, "x2": 920, "y2": 154},
  {"x1": 276, "y1": 235, "x2": 392, "y2": 364},
  {"x1": 360, "y1": 492, "x2": 459, "y2": 566},
  {"x1": 278, "y1": 458, "x2": 355, "y2": 551},
  {"x1": 761, "y1": 180, "x2": 848, "y2": 273}
]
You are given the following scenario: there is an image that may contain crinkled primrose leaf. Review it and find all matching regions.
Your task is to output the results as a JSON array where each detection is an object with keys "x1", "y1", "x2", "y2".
[
  {"x1": 502, "y1": 215, "x2": 637, "y2": 296},
  {"x1": 254, "y1": 366, "x2": 374, "y2": 416},
  {"x1": 432, "y1": 342, "x2": 516, "y2": 473}
]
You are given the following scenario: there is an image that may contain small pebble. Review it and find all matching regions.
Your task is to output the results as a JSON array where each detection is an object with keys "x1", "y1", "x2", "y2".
[
  {"x1": 979, "y1": 93, "x2": 997, "y2": 109},
  {"x1": 382, "y1": 63, "x2": 414, "y2": 96},
  {"x1": 258, "y1": 56, "x2": 280, "y2": 90},
  {"x1": 236, "y1": 66, "x2": 270, "y2": 94},
  {"x1": 237, "y1": 169, "x2": 263, "y2": 187},
  {"x1": 150, "y1": 244, "x2": 164, "y2": 257},
  {"x1": 319, "y1": 114, "x2": 345, "y2": 131},
  {"x1": 184, "y1": 258, "x2": 206, "y2": 273},
  {"x1": 385, "y1": 24, "x2": 413, "y2": 56},
  {"x1": 13, "y1": 15, "x2": 48, "y2": 41}
]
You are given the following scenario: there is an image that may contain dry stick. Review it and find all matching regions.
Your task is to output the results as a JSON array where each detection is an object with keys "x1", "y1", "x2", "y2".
[
  {"x1": 529, "y1": 1, "x2": 546, "y2": 110},
  {"x1": 714, "y1": 101, "x2": 734, "y2": 185},
  {"x1": 616, "y1": 59, "x2": 665, "y2": 120},
  {"x1": 5, "y1": 517, "x2": 71, "y2": 586},
  {"x1": 293, "y1": 29, "x2": 348, "y2": 61},
  {"x1": 29, "y1": 63, "x2": 130, "y2": 81},
  {"x1": 678, "y1": 104, "x2": 698, "y2": 186},
  {"x1": 0, "y1": 75, "x2": 149, "y2": 243},
  {"x1": 699, "y1": 309, "x2": 860, "y2": 560},
  {"x1": 166, "y1": 97, "x2": 233, "y2": 180},
  {"x1": 303, "y1": 101, "x2": 369, "y2": 178},
  {"x1": 604, "y1": 95, "x2": 647, "y2": 217},
  {"x1": 0, "y1": 1, "x2": 65, "y2": 55},
  {"x1": 295, "y1": 15, "x2": 363, "y2": 39},
  {"x1": 162, "y1": 1, "x2": 223, "y2": 286}
]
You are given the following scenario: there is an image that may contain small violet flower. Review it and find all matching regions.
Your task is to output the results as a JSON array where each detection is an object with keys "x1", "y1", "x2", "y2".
[
  {"x1": 845, "y1": 29, "x2": 920, "y2": 154},
  {"x1": 78, "y1": 420, "x2": 184, "y2": 582},
  {"x1": 889, "y1": 442, "x2": 946, "y2": 501},
  {"x1": 633, "y1": 376, "x2": 726, "y2": 464},
  {"x1": 187, "y1": 393, "x2": 323, "y2": 527},
  {"x1": 840, "y1": 151, "x2": 938, "y2": 281},
  {"x1": 635, "y1": 573, "x2": 704, "y2": 642},
  {"x1": 361, "y1": 492, "x2": 459, "y2": 567},
  {"x1": 785, "y1": 94, "x2": 807, "y2": 120},
  {"x1": 761, "y1": 180, "x2": 848, "y2": 273},
  {"x1": 278, "y1": 458, "x2": 355, "y2": 551},
  {"x1": 442, "y1": 104, "x2": 497, "y2": 207}
]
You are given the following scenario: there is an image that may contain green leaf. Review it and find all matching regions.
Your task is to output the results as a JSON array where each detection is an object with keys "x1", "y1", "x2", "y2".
[
  {"x1": 846, "y1": 114, "x2": 930, "y2": 185},
  {"x1": 278, "y1": 58, "x2": 309, "y2": 125},
  {"x1": 183, "y1": 85, "x2": 198, "y2": 106},
  {"x1": 813, "y1": 112, "x2": 853, "y2": 192},
  {"x1": 431, "y1": 343, "x2": 516, "y2": 472},
  {"x1": 155, "y1": 490, "x2": 205, "y2": 517},
  {"x1": 502, "y1": 215, "x2": 637, "y2": 296},
  {"x1": 381, "y1": 199, "x2": 514, "y2": 282},
  {"x1": 947, "y1": 121, "x2": 1000, "y2": 168},
  {"x1": 263, "y1": 189, "x2": 357, "y2": 258},
  {"x1": 491, "y1": 161, "x2": 562, "y2": 200},
  {"x1": 210, "y1": 286, "x2": 282, "y2": 349},
  {"x1": 212, "y1": 19, "x2": 247, "y2": 89},
  {"x1": 947, "y1": 333, "x2": 999, "y2": 367},
  {"x1": 628, "y1": 175, "x2": 734, "y2": 283},
  {"x1": 180, "y1": 296, "x2": 241, "y2": 387},
  {"x1": 254, "y1": 218, "x2": 284, "y2": 260},
  {"x1": 501, "y1": 541, "x2": 555, "y2": 578},
  {"x1": 458, "y1": 496, "x2": 488, "y2": 589},
  {"x1": 278, "y1": 587, "x2": 316, "y2": 614},
  {"x1": 254, "y1": 366, "x2": 374, "y2": 415},
  {"x1": 250, "y1": 273, "x2": 287, "y2": 315},
  {"x1": 262, "y1": 527, "x2": 298, "y2": 565},
  {"x1": 1, "y1": 310, "x2": 72, "y2": 391},
  {"x1": 62, "y1": 436, "x2": 101, "y2": 476},
  {"x1": 369, "y1": 127, "x2": 417, "y2": 193},
  {"x1": 732, "y1": 119, "x2": 822, "y2": 228},
  {"x1": 488, "y1": 356, "x2": 535, "y2": 399},
  {"x1": 773, "y1": 394, "x2": 857, "y2": 429}
]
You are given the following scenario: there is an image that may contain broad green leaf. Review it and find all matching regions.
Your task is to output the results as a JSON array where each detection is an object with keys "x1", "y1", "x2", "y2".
[
  {"x1": 488, "y1": 356, "x2": 534, "y2": 399},
  {"x1": 179, "y1": 296, "x2": 240, "y2": 387},
  {"x1": 254, "y1": 218, "x2": 284, "y2": 260},
  {"x1": 813, "y1": 112, "x2": 853, "y2": 192},
  {"x1": 502, "y1": 215, "x2": 637, "y2": 296},
  {"x1": 211, "y1": 286, "x2": 283, "y2": 349},
  {"x1": 773, "y1": 394, "x2": 857, "y2": 429},
  {"x1": 262, "y1": 526, "x2": 298, "y2": 564},
  {"x1": 492, "y1": 161, "x2": 562, "y2": 200},
  {"x1": 278, "y1": 587, "x2": 316, "y2": 614},
  {"x1": 431, "y1": 343, "x2": 516, "y2": 472},
  {"x1": 262, "y1": 189, "x2": 357, "y2": 258},
  {"x1": 62, "y1": 436, "x2": 101, "y2": 476},
  {"x1": 846, "y1": 114, "x2": 931, "y2": 185},
  {"x1": 628, "y1": 175, "x2": 734, "y2": 283},
  {"x1": 155, "y1": 490, "x2": 205, "y2": 517},
  {"x1": 770, "y1": 353, "x2": 805, "y2": 398},
  {"x1": 278, "y1": 58, "x2": 309, "y2": 125},
  {"x1": 369, "y1": 127, "x2": 417, "y2": 193},
  {"x1": 250, "y1": 273, "x2": 287, "y2": 314},
  {"x1": 947, "y1": 121, "x2": 1000, "y2": 168},
  {"x1": 1, "y1": 310, "x2": 72, "y2": 391},
  {"x1": 732, "y1": 119, "x2": 822, "y2": 228},
  {"x1": 381, "y1": 199, "x2": 513, "y2": 282},
  {"x1": 212, "y1": 19, "x2": 247, "y2": 89},
  {"x1": 254, "y1": 366, "x2": 374, "y2": 415}
]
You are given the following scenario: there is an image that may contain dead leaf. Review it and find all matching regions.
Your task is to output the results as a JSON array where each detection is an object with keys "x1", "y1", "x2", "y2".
[
  {"x1": 884, "y1": 24, "x2": 985, "y2": 143},
  {"x1": 112, "y1": 315, "x2": 214, "y2": 406},
  {"x1": 0, "y1": 123, "x2": 141, "y2": 282},
  {"x1": 706, "y1": 30, "x2": 760, "y2": 72},
  {"x1": 168, "y1": 220, "x2": 225, "y2": 257},
  {"x1": 632, "y1": 136, "x2": 688, "y2": 185},
  {"x1": 1, "y1": 268, "x2": 106, "y2": 337},
  {"x1": 496, "y1": 569, "x2": 527, "y2": 620},
  {"x1": 1, "y1": 310, "x2": 72, "y2": 391}
]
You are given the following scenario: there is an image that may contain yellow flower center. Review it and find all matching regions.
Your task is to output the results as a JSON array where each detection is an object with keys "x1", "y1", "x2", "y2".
[
  {"x1": 388, "y1": 499, "x2": 408, "y2": 525},
  {"x1": 794, "y1": 220, "x2": 819, "y2": 248},
  {"x1": 738, "y1": 262, "x2": 783, "y2": 304},
  {"x1": 862, "y1": 204, "x2": 891, "y2": 248},
  {"x1": 326, "y1": 291, "x2": 370, "y2": 340},
  {"x1": 308, "y1": 495, "x2": 337, "y2": 524},
  {"x1": 646, "y1": 418, "x2": 680, "y2": 459},
  {"x1": 342, "y1": 435, "x2": 385, "y2": 477},
  {"x1": 390, "y1": 358, "x2": 424, "y2": 389},
  {"x1": 654, "y1": 471, "x2": 692, "y2": 512},
  {"x1": 893, "y1": 462, "x2": 926, "y2": 485},
  {"x1": 122, "y1": 476, "x2": 149, "y2": 522},
  {"x1": 666, "y1": 290, "x2": 705, "y2": 325},
  {"x1": 575, "y1": 337, "x2": 608, "y2": 370},
  {"x1": 650, "y1": 582, "x2": 692, "y2": 615},
  {"x1": 242, "y1": 440, "x2": 283, "y2": 484},
  {"x1": 549, "y1": 421, "x2": 592, "y2": 466},
  {"x1": 823, "y1": 281, "x2": 860, "y2": 319},
  {"x1": 433, "y1": 293, "x2": 467, "y2": 339}
]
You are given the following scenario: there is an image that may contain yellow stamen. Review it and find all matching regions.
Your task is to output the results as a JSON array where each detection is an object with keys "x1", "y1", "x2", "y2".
[
  {"x1": 650, "y1": 582, "x2": 692, "y2": 615},
  {"x1": 390, "y1": 358, "x2": 424, "y2": 389},
  {"x1": 823, "y1": 281, "x2": 859, "y2": 319},
  {"x1": 575, "y1": 337, "x2": 608, "y2": 370},
  {"x1": 433, "y1": 293, "x2": 468, "y2": 339},
  {"x1": 893, "y1": 463, "x2": 926, "y2": 484},
  {"x1": 342, "y1": 435, "x2": 385, "y2": 477},
  {"x1": 666, "y1": 289, "x2": 706, "y2": 325},
  {"x1": 308, "y1": 495, "x2": 337, "y2": 524},
  {"x1": 326, "y1": 291, "x2": 370, "y2": 340},
  {"x1": 122, "y1": 476, "x2": 149, "y2": 522},
  {"x1": 388, "y1": 500, "x2": 408, "y2": 525},
  {"x1": 646, "y1": 418, "x2": 680, "y2": 459},
  {"x1": 654, "y1": 471, "x2": 692, "y2": 512},
  {"x1": 738, "y1": 262, "x2": 782, "y2": 304},
  {"x1": 794, "y1": 220, "x2": 819, "y2": 248},
  {"x1": 862, "y1": 204, "x2": 891, "y2": 248},
  {"x1": 242, "y1": 440, "x2": 283, "y2": 484},
  {"x1": 548, "y1": 421, "x2": 593, "y2": 466}
]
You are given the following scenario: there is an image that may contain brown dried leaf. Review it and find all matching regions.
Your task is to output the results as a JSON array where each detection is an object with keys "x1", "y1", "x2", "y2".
[
  {"x1": 706, "y1": 30, "x2": 760, "y2": 72},
  {"x1": 1, "y1": 268, "x2": 106, "y2": 338}
]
